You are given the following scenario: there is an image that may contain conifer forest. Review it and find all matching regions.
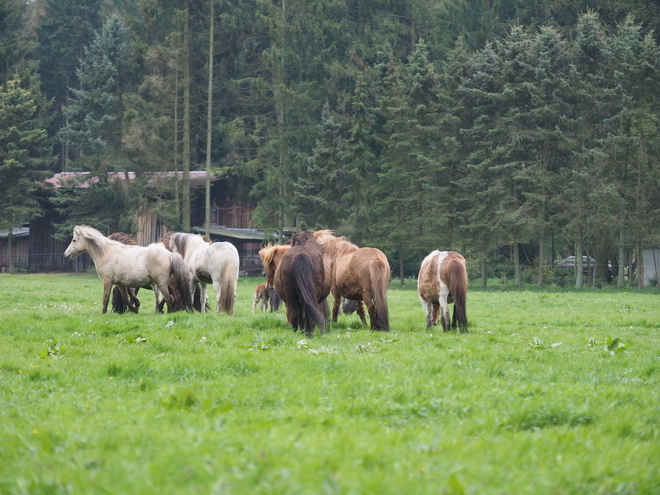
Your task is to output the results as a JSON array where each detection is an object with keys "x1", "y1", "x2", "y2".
[{"x1": 2, "y1": 0, "x2": 660, "y2": 286}]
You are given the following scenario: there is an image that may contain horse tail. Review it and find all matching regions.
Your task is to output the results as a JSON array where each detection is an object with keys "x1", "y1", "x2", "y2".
[
  {"x1": 370, "y1": 255, "x2": 390, "y2": 331},
  {"x1": 170, "y1": 254, "x2": 194, "y2": 312},
  {"x1": 218, "y1": 252, "x2": 239, "y2": 315},
  {"x1": 447, "y1": 255, "x2": 468, "y2": 333},
  {"x1": 292, "y1": 255, "x2": 326, "y2": 335}
]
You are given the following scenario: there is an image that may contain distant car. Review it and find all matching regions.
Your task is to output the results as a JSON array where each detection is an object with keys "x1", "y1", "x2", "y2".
[{"x1": 556, "y1": 256, "x2": 611, "y2": 276}]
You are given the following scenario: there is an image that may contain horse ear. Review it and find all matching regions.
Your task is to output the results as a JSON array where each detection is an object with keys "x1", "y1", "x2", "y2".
[{"x1": 74, "y1": 226, "x2": 82, "y2": 236}]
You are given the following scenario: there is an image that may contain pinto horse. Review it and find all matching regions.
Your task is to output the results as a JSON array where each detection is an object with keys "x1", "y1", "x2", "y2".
[
  {"x1": 259, "y1": 238, "x2": 331, "y2": 336},
  {"x1": 313, "y1": 230, "x2": 390, "y2": 331},
  {"x1": 163, "y1": 232, "x2": 239, "y2": 315},
  {"x1": 418, "y1": 250, "x2": 468, "y2": 333},
  {"x1": 63, "y1": 225, "x2": 193, "y2": 314}
]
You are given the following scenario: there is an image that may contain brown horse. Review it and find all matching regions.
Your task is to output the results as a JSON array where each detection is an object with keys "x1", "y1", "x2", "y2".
[
  {"x1": 259, "y1": 238, "x2": 330, "y2": 336},
  {"x1": 313, "y1": 230, "x2": 390, "y2": 332},
  {"x1": 418, "y1": 250, "x2": 468, "y2": 333}
]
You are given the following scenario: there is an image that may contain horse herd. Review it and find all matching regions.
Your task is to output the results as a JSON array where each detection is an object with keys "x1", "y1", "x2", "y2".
[{"x1": 63, "y1": 226, "x2": 468, "y2": 336}]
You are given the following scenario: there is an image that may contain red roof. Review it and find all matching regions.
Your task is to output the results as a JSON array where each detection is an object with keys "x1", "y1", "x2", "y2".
[{"x1": 45, "y1": 171, "x2": 217, "y2": 189}]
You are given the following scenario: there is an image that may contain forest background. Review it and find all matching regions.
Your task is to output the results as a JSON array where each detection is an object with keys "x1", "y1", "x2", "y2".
[{"x1": 1, "y1": 0, "x2": 660, "y2": 288}]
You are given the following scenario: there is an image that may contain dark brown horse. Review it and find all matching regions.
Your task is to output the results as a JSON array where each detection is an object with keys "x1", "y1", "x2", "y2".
[
  {"x1": 313, "y1": 230, "x2": 390, "y2": 331},
  {"x1": 417, "y1": 250, "x2": 468, "y2": 333},
  {"x1": 259, "y1": 236, "x2": 331, "y2": 336}
]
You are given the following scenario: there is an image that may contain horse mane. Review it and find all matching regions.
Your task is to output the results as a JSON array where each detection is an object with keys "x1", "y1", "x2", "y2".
[
  {"x1": 160, "y1": 232, "x2": 173, "y2": 249},
  {"x1": 259, "y1": 243, "x2": 290, "y2": 265},
  {"x1": 316, "y1": 233, "x2": 357, "y2": 259},
  {"x1": 76, "y1": 225, "x2": 107, "y2": 252},
  {"x1": 108, "y1": 232, "x2": 137, "y2": 245},
  {"x1": 169, "y1": 232, "x2": 211, "y2": 258}
]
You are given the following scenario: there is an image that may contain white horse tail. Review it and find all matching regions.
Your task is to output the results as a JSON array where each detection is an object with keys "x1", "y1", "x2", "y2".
[
  {"x1": 170, "y1": 254, "x2": 195, "y2": 312},
  {"x1": 218, "y1": 250, "x2": 239, "y2": 315}
]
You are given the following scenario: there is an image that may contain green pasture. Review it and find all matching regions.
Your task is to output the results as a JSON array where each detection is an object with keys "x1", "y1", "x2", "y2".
[{"x1": 1, "y1": 274, "x2": 659, "y2": 494}]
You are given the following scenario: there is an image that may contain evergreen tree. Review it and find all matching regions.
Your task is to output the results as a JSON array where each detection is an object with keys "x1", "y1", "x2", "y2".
[
  {"x1": 339, "y1": 75, "x2": 378, "y2": 244},
  {"x1": 34, "y1": 0, "x2": 102, "y2": 169},
  {"x1": 0, "y1": 75, "x2": 54, "y2": 271},
  {"x1": 60, "y1": 15, "x2": 132, "y2": 173},
  {"x1": 294, "y1": 103, "x2": 347, "y2": 229},
  {"x1": 376, "y1": 41, "x2": 446, "y2": 282}
]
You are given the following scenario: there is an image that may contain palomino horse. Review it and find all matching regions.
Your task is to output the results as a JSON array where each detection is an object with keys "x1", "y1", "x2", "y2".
[
  {"x1": 164, "y1": 232, "x2": 239, "y2": 315},
  {"x1": 108, "y1": 232, "x2": 193, "y2": 314},
  {"x1": 259, "y1": 237, "x2": 331, "y2": 336},
  {"x1": 418, "y1": 250, "x2": 468, "y2": 333},
  {"x1": 313, "y1": 230, "x2": 390, "y2": 331},
  {"x1": 108, "y1": 232, "x2": 142, "y2": 313},
  {"x1": 63, "y1": 225, "x2": 193, "y2": 314}
]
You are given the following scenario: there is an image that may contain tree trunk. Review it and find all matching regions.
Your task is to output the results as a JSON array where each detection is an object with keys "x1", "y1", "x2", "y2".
[
  {"x1": 480, "y1": 242, "x2": 488, "y2": 287},
  {"x1": 174, "y1": 65, "x2": 180, "y2": 224},
  {"x1": 182, "y1": 0, "x2": 191, "y2": 231},
  {"x1": 204, "y1": 0, "x2": 215, "y2": 237},
  {"x1": 399, "y1": 250, "x2": 405, "y2": 286},
  {"x1": 537, "y1": 229, "x2": 545, "y2": 287},
  {"x1": 575, "y1": 242, "x2": 584, "y2": 289},
  {"x1": 617, "y1": 224, "x2": 625, "y2": 288},
  {"x1": 8, "y1": 229, "x2": 14, "y2": 273},
  {"x1": 513, "y1": 241, "x2": 521, "y2": 286}
]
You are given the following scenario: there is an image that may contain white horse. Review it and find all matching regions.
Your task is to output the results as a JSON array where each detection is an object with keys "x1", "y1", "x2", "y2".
[
  {"x1": 164, "y1": 232, "x2": 239, "y2": 315},
  {"x1": 64, "y1": 225, "x2": 193, "y2": 314}
]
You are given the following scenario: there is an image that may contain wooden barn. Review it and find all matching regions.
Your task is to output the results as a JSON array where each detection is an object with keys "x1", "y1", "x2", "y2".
[{"x1": 0, "y1": 227, "x2": 30, "y2": 272}]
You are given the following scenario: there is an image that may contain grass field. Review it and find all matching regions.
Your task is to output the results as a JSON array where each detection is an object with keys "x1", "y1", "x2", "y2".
[{"x1": 1, "y1": 273, "x2": 659, "y2": 494}]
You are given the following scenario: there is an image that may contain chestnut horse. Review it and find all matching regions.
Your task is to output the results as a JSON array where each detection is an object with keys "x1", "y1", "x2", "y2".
[
  {"x1": 259, "y1": 237, "x2": 331, "y2": 336},
  {"x1": 418, "y1": 250, "x2": 468, "y2": 333},
  {"x1": 312, "y1": 230, "x2": 390, "y2": 332}
]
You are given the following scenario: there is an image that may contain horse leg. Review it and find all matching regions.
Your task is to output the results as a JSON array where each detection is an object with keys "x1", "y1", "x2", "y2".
[
  {"x1": 119, "y1": 286, "x2": 138, "y2": 313},
  {"x1": 362, "y1": 290, "x2": 380, "y2": 330},
  {"x1": 101, "y1": 279, "x2": 112, "y2": 314},
  {"x1": 432, "y1": 303, "x2": 440, "y2": 327},
  {"x1": 129, "y1": 288, "x2": 141, "y2": 310},
  {"x1": 198, "y1": 284, "x2": 208, "y2": 314},
  {"x1": 154, "y1": 282, "x2": 171, "y2": 313},
  {"x1": 331, "y1": 290, "x2": 342, "y2": 322},
  {"x1": 355, "y1": 300, "x2": 367, "y2": 326},
  {"x1": 422, "y1": 300, "x2": 434, "y2": 328},
  {"x1": 439, "y1": 286, "x2": 451, "y2": 331}
]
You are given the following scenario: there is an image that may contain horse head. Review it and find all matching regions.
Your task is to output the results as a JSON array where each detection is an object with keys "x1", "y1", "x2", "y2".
[
  {"x1": 259, "y1": 244, "x2": 291, "y2": 290},
  {"x1": 64, "y1": 225, "x2": 101, "y2": 260}
]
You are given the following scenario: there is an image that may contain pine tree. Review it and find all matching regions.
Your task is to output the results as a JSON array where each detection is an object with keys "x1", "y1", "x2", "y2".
[
  {"x1": 339, "y1": 75, "x2": 378, "y2": 243},
  {"x1": 59, "y1": 15, "x2": 132, "y2": 174},
  {"x1": 34, "y1": 0, "x2": 102, "y2": 169},
  {"x1": 0, "y1": 75, "x2": 54, "y2": 271},
  {"x1": 294, "y1": 103, "x2": 347, "y2": 229}
]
